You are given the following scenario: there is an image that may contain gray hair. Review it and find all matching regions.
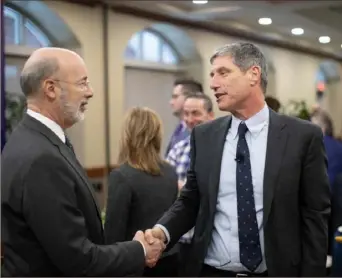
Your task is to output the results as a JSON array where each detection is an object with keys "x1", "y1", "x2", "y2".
[
  {"x1": 20, "y1": 57, "x2": 60, "y2": 97},
  {"x1": 210, "y1": 42, "x2": 268, "y2": 94}
]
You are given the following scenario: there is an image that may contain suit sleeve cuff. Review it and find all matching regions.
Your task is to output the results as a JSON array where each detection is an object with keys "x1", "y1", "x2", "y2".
[
  {"x1": 154, "y1": 224, "x2": 171, "y2": 244},
  {"x1": 138, "y1": 241, "x2": 146, "y2": 257}
]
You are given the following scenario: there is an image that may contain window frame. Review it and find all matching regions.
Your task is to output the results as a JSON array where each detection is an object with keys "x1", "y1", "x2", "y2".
[
  {"x1": 4, "y1": 5, "x2": 52, "y2": 49},
  {"x1": 124, "y1": 29, "x2": 181, "y2": 68}
]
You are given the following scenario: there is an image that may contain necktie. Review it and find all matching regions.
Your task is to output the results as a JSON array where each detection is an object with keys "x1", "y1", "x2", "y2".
[
  {"x1": 236, "y1": 122, "x2": 262, "y2": 272},
  {"x1": 65, "y1": 136, "x2": 75, "y2": 155}
]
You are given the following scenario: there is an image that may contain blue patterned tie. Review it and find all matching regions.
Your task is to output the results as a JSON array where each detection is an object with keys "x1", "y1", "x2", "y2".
[{"x1": 236, "y1": 122, "x2": 262, "y2": 272}]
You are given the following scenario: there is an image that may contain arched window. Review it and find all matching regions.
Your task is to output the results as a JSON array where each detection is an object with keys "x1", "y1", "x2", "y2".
[
  {"x1": 124, "y1": 30, "x2": 179, "y2": 65},
  {"x1": 4, "y1": 5, "x2": 51, "y2": 48},
  {"x1": 4, "y1": 5, "x2": 53, "y2": 140}
]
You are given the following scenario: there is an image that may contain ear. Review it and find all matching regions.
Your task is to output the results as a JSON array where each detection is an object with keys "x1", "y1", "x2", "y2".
[
  {"x1": 43, "y1": 79, "x2": 57, "y2": 100},
  {"x1": 248, "y1": 65, "x2": 261, "y2": 87}
]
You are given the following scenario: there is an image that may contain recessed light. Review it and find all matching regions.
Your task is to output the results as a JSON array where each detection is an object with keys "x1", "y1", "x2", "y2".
[
  {"x1": 258, "y1": 18, "x2": 272, "y2": 25},
  {"x1": 319, "y1": 36, "x2": 330, "y2": 44},
  {"x1": 192, "y1": 0, "x2": 208, "y2": 4},
  {"x1": 291, "y1": 28, "x2": 304, "y2": 35}
]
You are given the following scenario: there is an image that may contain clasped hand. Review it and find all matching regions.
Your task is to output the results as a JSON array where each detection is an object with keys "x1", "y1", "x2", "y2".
[{"x1": 133, "y1": 227, "x2": 166, "y2": 268}]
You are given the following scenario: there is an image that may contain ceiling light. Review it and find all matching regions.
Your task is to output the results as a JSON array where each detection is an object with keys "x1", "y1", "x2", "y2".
[
  {"x1": 291, "y1": 28, "x2": 304, "y2": 35},
  {"x1": 319, "y1": 36, "x2": 331, "y2": 44},
  {"x1": 192, "y1": 0, "x2": 208, "y2": 4},
  {"x1": 341, "y1": 44, "x2": 342, "y2": 48},
  {"x1": 258, "y1": 18, "x2": 272, "y2": 25}
]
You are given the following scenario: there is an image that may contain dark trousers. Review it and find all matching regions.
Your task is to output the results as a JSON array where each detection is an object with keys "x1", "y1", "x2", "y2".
[
  {"x1": 143, "y1": 253, "x2": 179, "y2": 277},
  {"x1": 178, "y1": 242, "x2": 192, "y2": 276},
  {"x1": 200, "y1": 264, "x2": 268, "y2": 277}
]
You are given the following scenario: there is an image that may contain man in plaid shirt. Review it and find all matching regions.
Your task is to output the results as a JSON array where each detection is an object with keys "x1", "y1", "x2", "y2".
[{"x1": 166, "y1": 93, "x2": 214, "y2": 275}]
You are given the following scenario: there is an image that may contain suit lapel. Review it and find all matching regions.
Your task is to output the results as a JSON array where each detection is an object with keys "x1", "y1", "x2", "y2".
[
  {"x1": 208, "y1": 116, "x2": 231, "y2": 215},
  {"x1": 263, "y1": 110, "x2": 288, "y2": 226},
  {"x1": 58, "y1": 145, "x2": 102, "y2": 220},
  {"x1": 23, "y1": 115, "x2": 102, "y2": 221}
]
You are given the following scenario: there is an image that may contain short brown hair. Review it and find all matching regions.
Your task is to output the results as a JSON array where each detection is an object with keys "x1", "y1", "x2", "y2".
[
  {"x1": 174, "y1": 78, "x2": 203, "y2": 96},
  {"x1": 117, "y1": 107, "x2": 164, "y2": 175},
  {"x1": 265, "y1": 96, "x2": 281, "y2": 112}
]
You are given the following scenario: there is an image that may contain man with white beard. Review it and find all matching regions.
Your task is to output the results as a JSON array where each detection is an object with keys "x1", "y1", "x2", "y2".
[{"x1": 1, "y1": 47, "x2": 164, "y2": 277}]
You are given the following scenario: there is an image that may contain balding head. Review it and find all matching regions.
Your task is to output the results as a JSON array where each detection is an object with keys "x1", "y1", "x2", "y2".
[
  {"x1": 20, "y1": 47, "x2": 82, "y2": 98},
  {"x1": 21, "y1": 47, "x2": 93, "y2": 129}
]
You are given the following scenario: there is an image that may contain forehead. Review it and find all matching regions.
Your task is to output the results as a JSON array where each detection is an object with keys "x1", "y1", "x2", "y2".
[
  {"x1": 60, "y1": 55, "x2": 87, "y2": 79},
  {"x1": 184, "y1": 98, "x2": 206, "y2": 110},
  {"x1": 173, "y1": 84, "x2": 184, "y2": 95},
  {"x1": 210, "y1": 55, "x2": 238, "y2": 72}
]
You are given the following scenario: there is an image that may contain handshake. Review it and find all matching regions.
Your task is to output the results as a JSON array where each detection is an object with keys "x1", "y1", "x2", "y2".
[{"x1": 133, "y1": 227, "x2": 167, "y2": 268}]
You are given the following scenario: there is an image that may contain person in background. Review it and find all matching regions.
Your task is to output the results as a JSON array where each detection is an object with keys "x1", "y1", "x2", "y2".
[
  {"x1": 167, "y1": 93, "x2": 214, "y2": 189},
  {"x1": 165, "y1": 79, "x2": 203, "y2": 156},
  {"x1": 166, "y1": 93, "x2": 214, "y2": 275},
  {"x1": 104, "y1": 107, "x2": 179, "y2": 277},
  {"x1": 145, "y1": 42, "x2": 330, "y2": 277},
  {"x1": 265, "y1": 96, "x2": 281, "y2": 112},
  {"x1": 1, "y1": 48, "x2": 164, "y2": 276},
  {"x1": 311, "y1": 109, "x2": 342, "y2": 261},
  {"x1": 311, "y1": 109, "x2": 342, "y2": 187},
  {"x1": 331, "y1": 174, "x2": 342, "y2": 277}
]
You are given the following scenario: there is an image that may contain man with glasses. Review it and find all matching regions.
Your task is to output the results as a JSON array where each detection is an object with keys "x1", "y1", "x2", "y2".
[{"x1": 1, "y1": 47, "x2": 164, "y2": 276}]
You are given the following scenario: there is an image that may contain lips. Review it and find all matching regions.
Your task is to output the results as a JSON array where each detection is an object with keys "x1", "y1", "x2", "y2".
[{"x1": 214, "y1": 93, "x2": 226, "y2": 101}]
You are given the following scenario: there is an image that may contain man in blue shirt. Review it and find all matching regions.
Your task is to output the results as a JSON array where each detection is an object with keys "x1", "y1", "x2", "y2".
[{"x1": 145, "y1": 42, "x2": 330, "y2": 277}]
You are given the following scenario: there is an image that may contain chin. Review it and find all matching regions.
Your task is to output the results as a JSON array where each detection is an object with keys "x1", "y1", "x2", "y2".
[{"x1": 217, "y1": 102, "x2": 231, "y2": 112}]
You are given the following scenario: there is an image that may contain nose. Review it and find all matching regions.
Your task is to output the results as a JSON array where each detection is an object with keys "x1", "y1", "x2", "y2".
[
  {"x1": 86, "y1": 87, "x2": 94, "y2": 99},
  {"x1": 210, "y1": 77, "x2": 220, "y2": 92},
  {"x1": 185, "y1": 115, "x2": 195, "y2": 125}
]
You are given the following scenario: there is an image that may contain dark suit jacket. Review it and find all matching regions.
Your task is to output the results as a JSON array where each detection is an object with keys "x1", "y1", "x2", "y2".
[
  {"x1": 324, "y1": 135, "x2": 342, "y2": 187},
  {"x1": 330, "y1": 173, "x2": 342, "y2": 252},
  {"x1": 104, "y1": 162, "x2": 178, "y2": 243},
  {"x1": 104, "y1": 163, "x2": 179, "y2": 276},
  {"x1": 1, "y1": 115, "x2": 145, "y2": 277},
  {"x1": 157, "y1": 110, "x2": 331, "y2": 277}
]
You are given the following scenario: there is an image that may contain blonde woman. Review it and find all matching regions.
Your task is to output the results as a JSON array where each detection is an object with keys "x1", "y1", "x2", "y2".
[{"x1": 104, "y1": 107, "x2": 179, "y2": 277}]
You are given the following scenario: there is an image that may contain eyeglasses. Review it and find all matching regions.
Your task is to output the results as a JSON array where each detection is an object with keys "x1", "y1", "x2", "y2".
[{"x1": 52, "y1": 79, "x2": 92, "y2": 91}]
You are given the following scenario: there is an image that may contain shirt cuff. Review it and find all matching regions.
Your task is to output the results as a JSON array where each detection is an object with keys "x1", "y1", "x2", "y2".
[{"x1": 154, "y1": 224, "x2": 171, "y2": 244}]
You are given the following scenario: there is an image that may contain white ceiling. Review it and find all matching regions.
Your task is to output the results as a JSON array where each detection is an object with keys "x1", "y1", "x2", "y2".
[{"x1": 111, "y1": 0, "x2": 342, "y2": 59}]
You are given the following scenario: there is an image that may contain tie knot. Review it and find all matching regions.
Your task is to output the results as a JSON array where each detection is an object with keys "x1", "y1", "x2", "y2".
[
  {"x1": 238, "y1": 122, "x2": 248, "y2": 137},
  {"x1": 65, "y1": 137, "x2": 74, "y2": 151}
]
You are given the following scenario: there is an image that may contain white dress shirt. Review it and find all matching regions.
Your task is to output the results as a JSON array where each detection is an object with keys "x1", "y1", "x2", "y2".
[
  {"x1": 26, "y1": 109, "x2": 66, "y2": 143},
  {"x1": 157, "y1": 104, "x2": 269, "y2": 273}
]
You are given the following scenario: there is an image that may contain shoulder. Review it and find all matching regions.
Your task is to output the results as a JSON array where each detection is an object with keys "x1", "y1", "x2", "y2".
[
  {"x1": 277, "y1": 113, "x2": 322, "y2": 139},
  {"x1": 194, "y1": 115, "x2": 230, "y2": 135},
  {"x1": 161, "y1": 161, "x2": 179, "y2": 175},
  {"x1": 109, "y1": 165, "x2": 129, "y2": 181}
]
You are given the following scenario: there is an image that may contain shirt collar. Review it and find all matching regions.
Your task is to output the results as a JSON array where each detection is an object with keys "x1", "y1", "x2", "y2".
[
  {"x1": 27, "y1": 109, "x2": 66, "y2": 143},
  {"x1": 180, "y1": 121, "x2": 187, "y2": 130},
  {"x1": 229, "y1": 103, "x2": 269, "y2": 140}
]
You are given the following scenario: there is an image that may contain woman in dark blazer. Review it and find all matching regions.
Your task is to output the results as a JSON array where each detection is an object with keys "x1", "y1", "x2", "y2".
[{"x1": 104, "y1": 107, "x2": 179, "y2": 277}]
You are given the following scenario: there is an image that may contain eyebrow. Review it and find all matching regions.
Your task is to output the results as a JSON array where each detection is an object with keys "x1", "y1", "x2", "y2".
[
  {"x1": 210, "y1": 66, "x2": 230, "y2": 77},
  {"x1": 77, "y1": 76, "x2": 88, "y2": 83}
]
